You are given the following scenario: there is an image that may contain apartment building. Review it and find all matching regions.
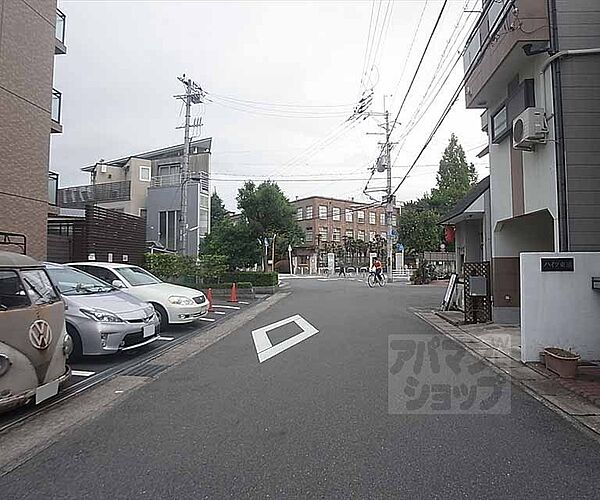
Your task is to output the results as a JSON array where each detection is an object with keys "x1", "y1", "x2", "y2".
[
  {"x1": 291, "y1": 196, "x2": 399, "y2": 273},
  {"x1": 0, "y1": 1, "x2": 66, "y2": 259},
  {"x1": 461, "y1": 0, "x2": 600, "y2": 323},
  {"x1": 58, "y1": 138, "x2": 211, "y2": 255}
]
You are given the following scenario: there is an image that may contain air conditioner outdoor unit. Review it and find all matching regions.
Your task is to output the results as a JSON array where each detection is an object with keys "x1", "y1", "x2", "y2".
[{"x1": 512, "y1": 107, "x2": 548, "y2": 151}]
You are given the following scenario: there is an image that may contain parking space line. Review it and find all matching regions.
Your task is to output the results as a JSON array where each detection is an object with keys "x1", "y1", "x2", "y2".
[
  {"x1": 157, "y1": 336, "x2": 175, "y2": 341},
  {"x1": 238, "y1": 301, "x2": 249, "y2": 305},
  {"x1": 71, "y1": 370, "x2": 95, "y2": 377},
  {"x1": 213, "y1": 311, "x2": 226, "y2": 315},
  {"x1": 199, "y1": 317, "x2": 217, "y2": 322},
  {"x1": 213, "y1": 305, "x2": 241, "y2": 310}
]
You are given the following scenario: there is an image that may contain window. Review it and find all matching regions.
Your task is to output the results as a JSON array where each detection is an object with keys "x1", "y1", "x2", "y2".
[
  {"x1": 139, "y1": 166, "x2": 151, "y2": 182},
  {"x1": 381, "y1": 232, "x2": 387, "y2": 239},
  {"x1": 73, "y1": 265, "x2": 119, "y2": 285},
  {"x1": 369, "y1": 231, "x2": 375, "y2": 241},
  {"x1": 357, "y1": 211, "x2": 365, "y2": 223},
  {"x1": 369, "y1": 212, "x2": 376, "y2": 225},
  {"x1": 21, "y1": 269, "x2": 60, "y2": 306},
  {"x1": 0, "y1": 271, "x2": 29, "y2": 310},
  {"x1": 332, "y1": 207, "x2": 341, "y2": 221},
  {"x1": 158, "y1": 164, "x2": 180, "y2": 177},
  {"x1": 159, "y1": 210, "x2": 179, "y2": 251},
  {"x1": 345, "y1": 209, "x2": 353, "y2": 223},
  {"x1": 139, "y1": 208, "x2": 147, "y2": 219},
  {"x1": 319, "y1": 205, "x2": 327, "y2": 220},
  {"x1": 358, "y1": 230, "x2": 365, "y2": 241},
  {"x1": 306, "y1": 206, "x2": 313, "y2": 219},
  {"x1": 333, "y1": 228, "x2": 341, "y2": 242},
  {"x1": 47, "y1": 267, "x2": 114, "y2": 296},
  {"x1": 380, "y1": 213, "x2": 386, "y2": 225},
  {"x1": 492, "y1": 105, "x2": 508, "y2": 142},
  {"x1": 319, "y1": 226, "x2": 328, "y2": 241},
  {"x1": 116, "y1": 266, "x2": 162, "y2": 286},
  {"x1": 345, "y1": 229, "x2": 354, "y2": 239},
  {"x1": 296, "y1": 207, "x2": 303, "y2": 221},
  {"x1": 392, "y1": 215, "x2": 397, "y2": 226},
  {"x1": 305, "y1": 227, "x2": 313, "y2": 242}
]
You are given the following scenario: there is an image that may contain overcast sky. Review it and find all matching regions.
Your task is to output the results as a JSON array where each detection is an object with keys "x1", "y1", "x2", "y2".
[{"x1": 53, "y1": 0, "x2": 487, "y2": 211}]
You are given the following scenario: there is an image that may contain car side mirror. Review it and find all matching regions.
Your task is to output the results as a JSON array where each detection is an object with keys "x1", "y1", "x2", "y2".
[{"x1": 112, "y1": 280, "x2": 125, "y2": 288}]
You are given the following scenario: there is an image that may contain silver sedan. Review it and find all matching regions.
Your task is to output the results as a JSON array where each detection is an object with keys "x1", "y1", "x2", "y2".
[{"x1": 46, "y1": 263, "x2": 160, "y2": 357}]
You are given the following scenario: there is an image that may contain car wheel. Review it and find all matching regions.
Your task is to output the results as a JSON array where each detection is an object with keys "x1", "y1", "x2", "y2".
[
  {"x1": 152, "y1": 303, "x2": 169, "y2": 330},
  {"x1": 66, "y1": 323, "x2": 83, "y2": 360}
]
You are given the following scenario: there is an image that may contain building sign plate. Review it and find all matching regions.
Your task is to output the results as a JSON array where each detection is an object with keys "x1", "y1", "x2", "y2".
[{"x1": 541, "y1": 258, "x2": 574, "y2": 272}]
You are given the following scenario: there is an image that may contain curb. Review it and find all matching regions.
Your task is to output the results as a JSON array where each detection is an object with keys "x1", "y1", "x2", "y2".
[{"x1": 415, "y1": 309, "x2": 600, "y2": 443}]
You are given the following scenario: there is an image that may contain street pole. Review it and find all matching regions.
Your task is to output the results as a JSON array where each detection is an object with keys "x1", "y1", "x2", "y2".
[
  {"x1": 175, "y1": 75, "x2": 204, "y2": 255},
  {"x1": 271, "y1": 233, "x2": 277, "y2": 273},
  {"x1": 384, "y1": 103, "x2": 393, "y2": 284}
]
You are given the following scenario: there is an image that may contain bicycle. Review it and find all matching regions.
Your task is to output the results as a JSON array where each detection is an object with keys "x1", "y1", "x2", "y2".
[{"x1": 367, "y1": 271, "x2": 386, "y2": 288}]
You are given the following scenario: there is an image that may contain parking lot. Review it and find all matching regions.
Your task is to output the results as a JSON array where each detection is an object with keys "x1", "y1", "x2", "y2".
[{"x1": 0, "y1": 297, "x2": 256, "y2": 432}]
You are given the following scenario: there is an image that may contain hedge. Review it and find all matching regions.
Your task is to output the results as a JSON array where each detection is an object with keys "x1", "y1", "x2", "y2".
[
  {"x1": 222, "y1": 271, "x2": 278, "y2": 287},
  {"x1": 203, "y1": 282, "x2": 253, "y2": 290}
]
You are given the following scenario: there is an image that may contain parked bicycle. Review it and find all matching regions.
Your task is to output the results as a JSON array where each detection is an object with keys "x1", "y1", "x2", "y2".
[{"x1": 367, "y1": 270, "x2": 387, "y2": 288}]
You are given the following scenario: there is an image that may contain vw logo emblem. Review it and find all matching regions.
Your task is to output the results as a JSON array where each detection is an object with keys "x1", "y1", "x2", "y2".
[{"x1": 29, "y1": 320, "x2": 53, "y2": 350}]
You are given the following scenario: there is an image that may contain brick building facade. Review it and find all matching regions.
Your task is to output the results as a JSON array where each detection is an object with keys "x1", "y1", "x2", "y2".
[
  {"x1": 290, "y1": 196, "x2": 399, "y2": 273},
  {"x1": 0, "y1": 1, "x2": 65, "y2": 259}
]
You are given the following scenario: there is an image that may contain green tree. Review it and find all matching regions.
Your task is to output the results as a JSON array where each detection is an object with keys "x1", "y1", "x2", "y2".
[
  {"x1": 203, "y1": 219, "x2": 262, "y2": 270},
  {"x1": 396, "y1": 203, "x2": 443, "y2": 254},
  {"x1": 236, "y1": 181, "x2": 303, "y2": 263},
  {"x1": 428, "y1": 133, "x2": 478, "y2": 214},
  {"x1": 210, "y1": 192, "x2": 228, "y2": 228}
]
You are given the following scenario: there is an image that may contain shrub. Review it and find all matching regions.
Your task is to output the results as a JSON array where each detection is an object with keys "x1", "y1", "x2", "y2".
[{"x1": 222, "y1": 271, "x2": 278, "y2": 287}]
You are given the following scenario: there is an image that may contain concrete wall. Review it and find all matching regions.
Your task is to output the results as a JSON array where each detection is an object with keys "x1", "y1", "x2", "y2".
[
  {"x1": 521, "y1": 252, "x2": 600, "y2": 362},
  {"x1": 0, "y1": 0, "x2": 58, "y2": 259}
]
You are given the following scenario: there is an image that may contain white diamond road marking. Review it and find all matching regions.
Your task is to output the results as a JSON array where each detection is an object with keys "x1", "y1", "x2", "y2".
[
  {"x1": 251, "y1": 314, "x2": 319, "y2": 363},
  {"x1": 71, "y1": 370, "x2": 95, "y2": 377}
]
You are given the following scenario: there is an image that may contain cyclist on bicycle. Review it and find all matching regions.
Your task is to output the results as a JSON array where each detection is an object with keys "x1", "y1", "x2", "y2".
[{"x1": 373, "y1": 258, "x2": 383, "y2": 283}]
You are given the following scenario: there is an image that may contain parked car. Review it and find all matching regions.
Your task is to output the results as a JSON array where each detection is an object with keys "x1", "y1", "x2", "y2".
[
  {"x1": 45, "y1": 263, "x2": 160, "y2": 357},
  {"x1": 0, "y1": 251, "x2": 71, "y2": 413},
  {"x1": 68, "y1": 262, "x2": 209, "y2": 329}
]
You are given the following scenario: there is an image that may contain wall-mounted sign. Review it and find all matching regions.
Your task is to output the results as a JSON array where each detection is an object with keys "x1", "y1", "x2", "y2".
[{"x1": 541, "y1": 258, "x2": 574, "y2": 272}]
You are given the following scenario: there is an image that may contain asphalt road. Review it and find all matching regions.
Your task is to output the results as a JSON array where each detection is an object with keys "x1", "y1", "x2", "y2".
[{"x1": 3, "y1": 278, "x2": 600, "y2": 498}]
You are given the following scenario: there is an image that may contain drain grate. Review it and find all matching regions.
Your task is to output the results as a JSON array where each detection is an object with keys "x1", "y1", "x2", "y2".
[{"x1": 121, "y1": 364, "x2": 169, "y2": 378}]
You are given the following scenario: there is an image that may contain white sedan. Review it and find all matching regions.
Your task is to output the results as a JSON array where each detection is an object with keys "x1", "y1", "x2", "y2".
[{"x1": 68, "y1": 262, "x2": 209, "y2": 329}]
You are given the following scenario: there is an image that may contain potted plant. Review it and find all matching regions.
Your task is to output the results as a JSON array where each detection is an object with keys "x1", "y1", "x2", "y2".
[{"x1": 544, "y1": 347, "x2": 580, "y2": 378}]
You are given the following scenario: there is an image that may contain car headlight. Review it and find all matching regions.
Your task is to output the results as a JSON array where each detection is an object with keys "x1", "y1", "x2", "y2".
[
  {"x1": 0, "y1": 354, "x2": 11, "y2": 377},
  {"x1": 168, "y1": 295, "x2": 195, "y2": 306},
  {"x1": 63, "y1": 333, "x2": 73, "y2": 356},
  {"x1": 80, "y1": 308, "x2": 123, "y2": 323}
]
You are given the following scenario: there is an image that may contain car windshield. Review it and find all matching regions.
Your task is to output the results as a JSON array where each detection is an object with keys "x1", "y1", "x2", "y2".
[
  {"x1": 21, "y1": 269, "x2": 61, "y2": 305},
  {"x1": 116, "y1": 266, "x2": 161, "y2": 286},
  {"x1": 47, "y1": 266, "x2": 114, "y2": 296}
]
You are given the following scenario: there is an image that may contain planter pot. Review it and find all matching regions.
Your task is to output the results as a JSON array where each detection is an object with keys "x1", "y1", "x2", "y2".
[{"x1": 544, "y1": 347, "x2": 580, "y2": 378}]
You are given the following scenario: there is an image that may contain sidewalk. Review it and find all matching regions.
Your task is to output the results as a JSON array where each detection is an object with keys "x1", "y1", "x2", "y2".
[{"x1": 417, "y1": 310, "x2": 600, "y2": 438}]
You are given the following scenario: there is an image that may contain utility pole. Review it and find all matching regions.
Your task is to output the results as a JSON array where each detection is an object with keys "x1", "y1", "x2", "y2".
[
  {"x1": 175, "y1": 75, "x2": 204, "y2": 255},
  {"x1": 384, "y1": 103, "x2": 394, "y2": 284}
]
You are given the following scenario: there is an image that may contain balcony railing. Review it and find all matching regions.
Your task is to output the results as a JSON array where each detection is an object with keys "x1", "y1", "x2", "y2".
[
  {"x1": 151, "y1": 171, "x2": 209, "y2": 192},
  {"x1": 58, "y1": 181, "x2": 131, "y2": 208},
  {"x1": 56, "y1": 9, "x2": 66, "y2": 44},
  {"x1": 463, "y1": 0, "x2": 512, "y2": 73},
  {"x1": 52, "y1": 89, "x2": 62, "y2": 124},
  {"x1": 48, "y1": 171, "x2": 59, "y2": 206}
]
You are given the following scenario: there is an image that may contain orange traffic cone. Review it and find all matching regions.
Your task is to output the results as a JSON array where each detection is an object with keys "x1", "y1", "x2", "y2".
[
  {"x1": 207, "y1": 288, "x2": 214, "y2": 312},
  {"x1": 229, "y1": 282, "x2": 238, "y2": 303}
]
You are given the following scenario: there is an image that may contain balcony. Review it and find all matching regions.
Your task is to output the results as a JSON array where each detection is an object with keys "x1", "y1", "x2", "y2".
[
  {"x1": 55, "y1": 9, "x2": 66, "y2": 55},
  {"x1": 463, "y1": 0, "x2": 550, "y2": 108},
  {"x1": 58, "y1": 181, "x2": 131, "y2": 208},
  {"x1": 150, "y1": 171, "x2": 209, "y2": 193},
  {"x1": 51, "y1": 89, "x2": 63, "y2": 134}
]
